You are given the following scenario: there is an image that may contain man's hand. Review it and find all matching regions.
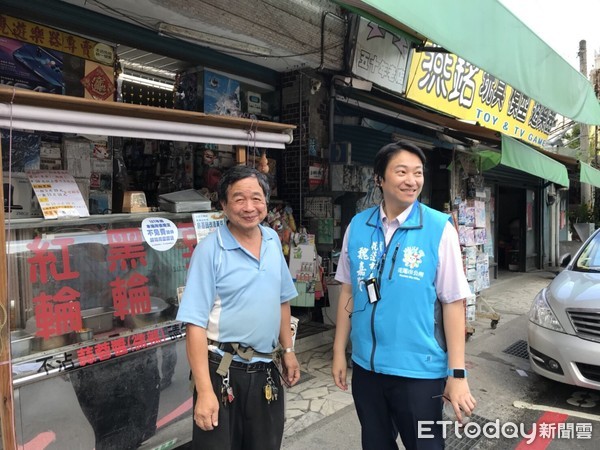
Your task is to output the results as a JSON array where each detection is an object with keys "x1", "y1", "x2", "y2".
[
  {"x1": 282, "y1": 351, "x2": 301, "y2": 386},
  {"x1": 331, "y1": 350, "x2": 348, "y2": 391},
  {"x1": 194, "y1": 388, "x2": 220, "y2": 431},
  {"x1": 443, "y1": 378, "x2": 477, "y2": 423}
]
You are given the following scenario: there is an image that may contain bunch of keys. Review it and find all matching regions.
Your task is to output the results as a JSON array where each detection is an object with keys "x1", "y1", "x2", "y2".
[
  {"x1": 220, "y1": 371, "x2": 234, "y2": 406},
  {"x1": 263, "y1": 368, "x2": 278, "y2": 404}
]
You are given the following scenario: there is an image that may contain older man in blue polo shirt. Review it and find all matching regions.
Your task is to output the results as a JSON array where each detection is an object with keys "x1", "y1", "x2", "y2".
[{"x1": 177, "y1": 165, "x2": 300, "y2": 450}]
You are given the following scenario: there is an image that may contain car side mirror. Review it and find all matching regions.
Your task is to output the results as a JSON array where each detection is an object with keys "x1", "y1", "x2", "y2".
[{"x1": 559, "y1": 253, "x2": 571, "y2": 268}]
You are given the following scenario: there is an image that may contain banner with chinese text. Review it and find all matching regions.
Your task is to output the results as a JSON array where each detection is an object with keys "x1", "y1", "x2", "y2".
[
  {"x1": 0, "y1": 14, "x2": 114, "y2": 64},
  {"x1": 406, "y1": 46, "x2": 556, "y2": 148}
]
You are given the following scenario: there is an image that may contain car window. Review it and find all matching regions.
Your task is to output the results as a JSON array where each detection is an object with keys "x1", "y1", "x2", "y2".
[{"x1": 574, "y1": 231, "x2": 600, "y2": 272}]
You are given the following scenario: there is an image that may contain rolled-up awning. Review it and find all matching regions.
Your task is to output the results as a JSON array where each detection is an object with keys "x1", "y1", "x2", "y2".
[
  {"x1": 335, "y1": 0, "x2": 600, "y2": 125},
  {"x1": 0, "y1": 87, "x2": 294, "y2": 149},
  {"x1": 500, "y1": 135, "x2": 569, "y2": 187},
  {"x1": 580, "y1": 162, "x2": 600, "y2": 189}
]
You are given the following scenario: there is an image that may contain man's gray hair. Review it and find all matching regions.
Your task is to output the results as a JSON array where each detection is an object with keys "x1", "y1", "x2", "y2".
[{"x1": 217, "y1": 165, "x2": 270, "y2": 204}]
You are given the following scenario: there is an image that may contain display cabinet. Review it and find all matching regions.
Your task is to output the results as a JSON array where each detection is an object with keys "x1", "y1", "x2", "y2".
[{"x1": 5, "y1": 212, "x2": 198, "y2": 449}]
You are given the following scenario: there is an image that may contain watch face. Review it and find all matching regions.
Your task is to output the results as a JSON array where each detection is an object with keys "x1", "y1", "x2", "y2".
[{"x1": 453, "y1": 369, "x2": 466, "y2": 378}]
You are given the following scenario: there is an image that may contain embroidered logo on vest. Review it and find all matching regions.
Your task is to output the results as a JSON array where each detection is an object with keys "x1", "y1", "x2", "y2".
[{"x1": 398, "y1": 246, "x2": 425, "y2": 280}]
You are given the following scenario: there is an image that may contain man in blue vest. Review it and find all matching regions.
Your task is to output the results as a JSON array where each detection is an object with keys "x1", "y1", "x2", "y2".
[{"x1": 332, "y1": 141, "x2": 476, "y2": 449}]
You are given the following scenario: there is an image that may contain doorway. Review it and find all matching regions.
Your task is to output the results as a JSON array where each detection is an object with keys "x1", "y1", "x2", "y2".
[{"x1": 497, "y1": 187, "x2": 525, "y2": 271}]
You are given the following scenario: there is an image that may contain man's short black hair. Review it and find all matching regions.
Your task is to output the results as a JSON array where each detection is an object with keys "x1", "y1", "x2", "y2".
[
  {"x1": 217, "y1": 165, "x2": 270, "y2": 204},
  {"x1": 373, "y1": 140, "x2": 427, "y2": 181}
]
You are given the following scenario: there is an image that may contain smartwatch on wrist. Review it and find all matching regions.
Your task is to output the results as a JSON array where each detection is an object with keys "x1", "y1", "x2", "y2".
[
  {"x1": 447, "y1": 368, "x2": 467, "y2": 378},
  {"x1": 283, "y1": 347, "x2": 295, "y2": 354}
]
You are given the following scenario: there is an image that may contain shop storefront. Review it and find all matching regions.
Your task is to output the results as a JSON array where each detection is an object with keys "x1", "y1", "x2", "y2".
[{"x1": 0, "y1": 84, "x2": 294, "y2": 448}]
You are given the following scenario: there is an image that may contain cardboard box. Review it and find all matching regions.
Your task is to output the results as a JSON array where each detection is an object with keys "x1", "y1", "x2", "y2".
[{"x1": 3, "y1": 172, "x2": 41, "y2": 218}]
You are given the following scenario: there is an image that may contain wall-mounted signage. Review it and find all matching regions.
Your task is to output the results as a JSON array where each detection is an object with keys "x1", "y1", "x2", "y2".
[
  {"x1": 406, "y1": 44, "x2": 557, "y2": 147},
  {"x1": 351, "y1": 17, "x2": 416, "y2": 94},
  {"x1": 0, "y1": 14, "x2": 115, "y2": 64}
]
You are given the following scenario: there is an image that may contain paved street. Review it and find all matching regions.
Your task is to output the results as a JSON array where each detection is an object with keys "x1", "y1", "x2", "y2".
[{"x1": 281, "y1": 270, "x2": 600, "y2": 449}]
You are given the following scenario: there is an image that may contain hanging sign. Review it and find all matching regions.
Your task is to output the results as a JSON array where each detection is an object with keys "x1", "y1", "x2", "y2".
[
  {"x1": 351, "y1": 17, "x2": 417, "y2": 94},
  {"x1": 406, "y1": 44, "x2": 557, "y2": 148}
]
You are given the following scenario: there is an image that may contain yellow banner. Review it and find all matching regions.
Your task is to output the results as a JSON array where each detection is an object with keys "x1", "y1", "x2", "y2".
[
  {"x1": 406, "y1": 47, "x2": 556, "y2": 148},
  {"x1": 0, "y1": 14, "x2": 114, "y2": 65}
]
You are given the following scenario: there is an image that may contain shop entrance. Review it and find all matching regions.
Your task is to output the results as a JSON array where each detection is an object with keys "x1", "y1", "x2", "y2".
[
  {"x1": 497, "y1": 186, "x2": 540, "y2": 272},
  {"x1": 497, "y1": 186, "x2": 525, "y2": 271}
]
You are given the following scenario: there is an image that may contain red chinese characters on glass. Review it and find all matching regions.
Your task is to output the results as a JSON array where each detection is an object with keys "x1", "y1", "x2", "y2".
[
  {"x1": 77, "y1": 346, "x2": 96, "y2": 367},
  {"x1": 94, "y1": 342, "x2": 112, "y2": 361},
  {"x1": 145, "y1": 328, "x2": 164, "y2": 345},
  {"x1": 111, "y1": 272, "x2": 150, "y2": 320},
  {"x1": 75, "y1": 329, "x2": 163, "y2": 368},
  {"x1": 28, "y1": 237, "x2": 83, "y2": 340},
  {"x1": 178, "y1": 222, "x2": 197, "y2": 268},
  {"x1": 129, "y1": 333, "x2": 148, "y2": 351},
  {"x1": 27, "y1": 237, "x2": 79, "y2": 284},
  {"x1": 106, "y1": 228, "x2": 147, "y2": 272},
  {"x1": 111, "y1": 337, "x2": 128, "y2": 357},
  {"x1": 32, "y1": 286, "x2": 83, "y2": 339}
]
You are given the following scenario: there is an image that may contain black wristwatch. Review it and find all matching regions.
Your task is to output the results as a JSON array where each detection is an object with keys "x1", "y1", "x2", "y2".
[{"x1": 447, "y1": 368, "x2": 467, "y2": 378}]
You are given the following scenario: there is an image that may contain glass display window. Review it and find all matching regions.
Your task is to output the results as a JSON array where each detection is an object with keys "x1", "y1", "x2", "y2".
[{"x1": 7, "y1": 213, "x2": 197, "y2": 361}]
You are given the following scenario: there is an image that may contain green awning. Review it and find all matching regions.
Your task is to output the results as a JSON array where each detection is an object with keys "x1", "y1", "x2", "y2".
[
  {"x1": 501, "y1": 135, "x2": 569, "y2": 187},
  {"x1": 580, "y1": 162, "x2": 600, "y2": 189},
  {"x1": 335, "y1": 0, "x2": 600, "y2": 125}
]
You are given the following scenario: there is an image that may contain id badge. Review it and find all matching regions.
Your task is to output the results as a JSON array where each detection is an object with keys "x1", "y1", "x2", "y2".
[{"x1": 365, "y1": 278, "x2": 381, "y2": 303}]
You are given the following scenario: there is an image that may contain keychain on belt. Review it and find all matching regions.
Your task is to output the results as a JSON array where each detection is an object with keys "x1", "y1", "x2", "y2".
[
  {"x1": 221, "y1": 371, "x2": 235, "y2": 406},
  {"x1": 263, "y1": 368, "x2": 278, "y2": 404}
]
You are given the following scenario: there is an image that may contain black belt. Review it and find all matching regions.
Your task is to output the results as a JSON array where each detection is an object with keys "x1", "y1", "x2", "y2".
[{"x1": 208, "y1": 351, "x2": 273, "y2": 372}]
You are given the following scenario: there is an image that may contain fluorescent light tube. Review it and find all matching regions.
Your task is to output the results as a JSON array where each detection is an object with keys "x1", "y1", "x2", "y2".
[{"x1": 119, "y1": 73, "x2": 174, "y2": 91}]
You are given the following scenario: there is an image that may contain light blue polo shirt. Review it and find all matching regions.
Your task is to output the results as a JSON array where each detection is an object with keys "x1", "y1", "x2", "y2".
[{"x1": 176, "y1": 223, "x2": 297, "y2": 355}]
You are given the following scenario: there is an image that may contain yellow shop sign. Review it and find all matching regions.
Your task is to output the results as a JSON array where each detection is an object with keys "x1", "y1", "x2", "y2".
[
  {"x1": 406, "y1": 46, "x2": 556, "y2": 147},
  {"x1": 0, "y1": 14, "x2": 114, "y2": 65}
]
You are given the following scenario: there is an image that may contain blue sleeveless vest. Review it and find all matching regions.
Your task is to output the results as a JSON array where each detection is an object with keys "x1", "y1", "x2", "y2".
[{"x1": 348, "y1": 201, "x2": 452, "y2": 379}]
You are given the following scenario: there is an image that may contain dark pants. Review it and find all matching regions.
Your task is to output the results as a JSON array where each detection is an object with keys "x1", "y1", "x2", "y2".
[
  {"x1": 192, "y1": 354, "x2": 284, "y2": 450},
  {"x1": 352, "y1": 362, "x2": 445, "y2": 450},
  {"x1": 71, "y1": 349, "x2": 160, "y2": 450}
]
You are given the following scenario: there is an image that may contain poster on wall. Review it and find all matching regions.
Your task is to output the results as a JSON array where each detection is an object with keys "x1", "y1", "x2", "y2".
[
  {"x1": 0, "y1": 36, "x2": 64, "y2": 94},
  {"x1": 0, "y1": 15, "x2": 115, "y2": 98}
]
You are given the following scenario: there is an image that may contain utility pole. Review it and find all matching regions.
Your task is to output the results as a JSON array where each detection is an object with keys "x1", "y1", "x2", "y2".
[{"x1": 579, "y1": 40, "x2": 593, "y2": 207}]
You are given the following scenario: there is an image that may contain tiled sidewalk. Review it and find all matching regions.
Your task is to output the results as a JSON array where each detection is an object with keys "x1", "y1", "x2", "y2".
[{"x1": 283, "y1": 337, "x2": 354, "y2": 437}]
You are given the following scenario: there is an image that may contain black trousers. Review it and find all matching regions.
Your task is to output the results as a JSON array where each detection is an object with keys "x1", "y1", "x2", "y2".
[
  {"x1": 192, "y1": 355, "x2": 284, "y2": 450},
  {"x1": 352, "y1": 362, "x2": 445, "y2": 450}
]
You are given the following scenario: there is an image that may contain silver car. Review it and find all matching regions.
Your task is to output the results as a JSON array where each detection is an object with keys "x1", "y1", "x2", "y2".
[{"x1": 527, "y1": 228, "x2": 600, "y2": 390}]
